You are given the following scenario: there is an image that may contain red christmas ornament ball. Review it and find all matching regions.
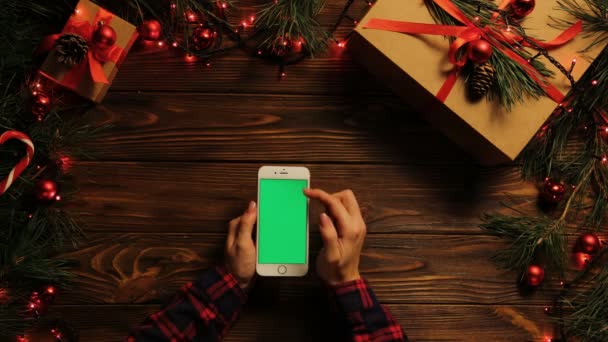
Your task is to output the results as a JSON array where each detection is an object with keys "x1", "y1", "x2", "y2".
[
  {"x1": 191, "y1": 25, "x2": 215, "y2": 51},
  {"x1": 92, "y1": 23, "x2": 117, "y2": 49},
  {"x1": 31, "y1": 92, "x2": 51, "y2": 120},
  {"x1": 139, "y1": 20, "x2": 162, "y2": 41},
  {"x1": 34, "y1": 179, "x2": 58, "y2": 202},
  {"x1": 467, "y1": 39, "x2": 493, "y2": 64},
  {"x1": 577, "y1": 233, "x2": 601, "y2": 254},
  {"x1": 540, "y1": 178, "x2": 566, "y2": 205},
  {"x1": 525, "y1": 264, "x2": 545, "y2": 287},
  {"x1": 511, "y1": 0, "x2": 536, "y2": 18}
]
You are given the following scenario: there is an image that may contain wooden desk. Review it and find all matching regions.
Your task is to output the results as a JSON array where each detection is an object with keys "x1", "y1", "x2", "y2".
[{"x1": 55, "y1": 1, "x2": 554, "y2": 340}]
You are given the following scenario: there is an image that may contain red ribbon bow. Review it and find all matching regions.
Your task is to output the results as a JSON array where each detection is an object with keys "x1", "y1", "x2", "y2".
[
  {"x1": 44, "y1": 6, "x2": 125, "y2": 87},
  {"x1": 364, "y1": 0, "x2": 582, "y2": 103}
]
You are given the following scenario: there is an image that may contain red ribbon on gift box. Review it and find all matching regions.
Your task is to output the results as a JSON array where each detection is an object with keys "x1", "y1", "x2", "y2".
[
  {"x1": 363, "y1": 0, "x2": 582, "y2": 103},
  {"x1": 41, "y1": 5, "x2": 125, "y2": 87}
]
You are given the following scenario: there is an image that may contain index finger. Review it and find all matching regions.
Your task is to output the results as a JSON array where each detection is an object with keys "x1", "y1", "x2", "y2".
[
  {"x1": 333, "y1": 189, "x2": 360, "y2": 215},
  {"x1": 303, "y1": 188, "x2": 350, "y2": 228}
]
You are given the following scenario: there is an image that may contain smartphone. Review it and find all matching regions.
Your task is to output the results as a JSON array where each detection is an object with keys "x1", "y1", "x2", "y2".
[{"x1": 256, "y1": 166, "x2": 310, "y2": 277}]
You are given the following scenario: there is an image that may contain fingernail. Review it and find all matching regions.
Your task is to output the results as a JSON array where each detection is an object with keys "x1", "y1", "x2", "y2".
[
  {"x1": 320, "y1": 213, "x2": 328, "y2": 223},
  {"x1": 248, "y1": 201, "x2": 256, "y2": 212}
]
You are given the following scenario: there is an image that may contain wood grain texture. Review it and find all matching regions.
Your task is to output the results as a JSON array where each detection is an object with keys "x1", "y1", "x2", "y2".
[
  {"x1": 51, "y1": 304, "x2": 555, "y2": 342},
  {"x1": 69, "y1": 162, "x2": 535, "y2": 234},
  {"x1": 108, "y1": 0, "x2": 403, "y2": 96},
  {"x1": 54, "y1": 233, "x2": 560, "y2": 306},
  {"x1": 49, "y1": 0, "x2": 559, "y2": 339},
  {"x1": 113, "y1": 0, "x2": 376, "y2": 96},
  {"x1": 114, "y1": 48, "x2": 379, "y2": 95},
  {"x1": 83, "y1": 92, "x2": 471, "y2": 164}
]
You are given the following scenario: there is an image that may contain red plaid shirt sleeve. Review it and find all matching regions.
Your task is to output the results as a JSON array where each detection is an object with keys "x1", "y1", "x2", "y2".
[
  {"x1": 128, "y1": 265, "x2": 246, "y2": 342},
  {"x1": 329, "y1": 278, "x2": 407, "y2": 342}
]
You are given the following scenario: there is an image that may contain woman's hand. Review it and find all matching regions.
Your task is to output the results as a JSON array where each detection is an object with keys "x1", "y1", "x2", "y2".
[
  {"x1": 224, "y1": 201, "x2": 257, "y2": 289},
  {"x1": 304, "y1": 189, "x2": 366, "y2": 285}
]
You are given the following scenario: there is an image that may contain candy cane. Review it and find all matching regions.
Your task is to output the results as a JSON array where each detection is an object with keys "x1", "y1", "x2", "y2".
[{"x1": 0, "y1": 131, "x2": 35, "y2": 196}]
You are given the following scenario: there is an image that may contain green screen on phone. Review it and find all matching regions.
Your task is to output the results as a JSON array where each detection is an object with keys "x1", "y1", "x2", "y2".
[{"x1": 258, "y1": 178, "x2": 308, "y2": 264}]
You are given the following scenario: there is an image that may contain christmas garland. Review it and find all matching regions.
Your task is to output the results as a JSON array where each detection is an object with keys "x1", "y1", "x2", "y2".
[{"x1": 476, "y1": 0, "x2": 608, "y2": 340}]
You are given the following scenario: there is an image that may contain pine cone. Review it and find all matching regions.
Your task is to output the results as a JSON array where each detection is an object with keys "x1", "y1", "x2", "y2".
[
  {"x1": 55, "y1": 33, "x2": 89, "y2": 66},
  {"x1": 468, "y1": 62, "x2": 496, "y2": 100}
]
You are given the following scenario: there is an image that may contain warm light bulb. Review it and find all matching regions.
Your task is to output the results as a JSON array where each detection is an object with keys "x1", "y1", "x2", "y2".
[
  {"x1": 337, "y1": 41, "x2": 345, "y2": 48},
  {"x1": 592, "y1": 80, "x2": 598, "y2": 86},
  {"x1": 55, "y1": 195, "x2": 61, "y2": 201},
  {"x1": 249, "y1": 15, "x2": 255, "y2": 22},
  {"x1": 172, "y1": 41, "x2": 178, "y2": 47},
  {"x1": 158, "y1": 41, "x2": 164, "y2": 47}
]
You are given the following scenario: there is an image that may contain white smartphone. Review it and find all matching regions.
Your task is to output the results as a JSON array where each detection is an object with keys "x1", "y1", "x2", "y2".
[{"x1": 256, "y1": 166, "x2": 310, "y2": 277}]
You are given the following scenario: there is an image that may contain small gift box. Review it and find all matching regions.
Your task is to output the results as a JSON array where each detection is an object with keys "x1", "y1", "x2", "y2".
[
  {"x1": 349, "y1": 0, "x2": 606, "y2": 164},
  {"x1": 39, "y1": 0, "x2": 138, "y2": 103}
]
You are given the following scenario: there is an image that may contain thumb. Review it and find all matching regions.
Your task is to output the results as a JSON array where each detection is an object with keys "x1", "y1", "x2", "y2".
[
  {"x1": 237, "y1": 201, "x2": 257, "y2": 244},
  {"x1": 319, "y1": 213, "x2": 340, "y2": 257}
]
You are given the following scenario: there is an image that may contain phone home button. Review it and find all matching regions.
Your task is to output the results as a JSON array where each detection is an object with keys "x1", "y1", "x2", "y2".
[{"x1": 277, "y1": 265, "x2": 287, "y2": 274}]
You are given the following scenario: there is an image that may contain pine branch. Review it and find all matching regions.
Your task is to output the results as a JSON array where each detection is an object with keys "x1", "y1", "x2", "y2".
[
  {"x1": 481, "y1": 214, "x2": 568, "y2": 273},
  {"x1": 255, "y1": 0, "x2": 328, "y2": 57},
  {"x1": 482, "y1": 167, "x2": 593, "y2": 275},
  {"x1": 555, "y1": 0, "x2": 608, "y2": 51},
  {"x1": 561, "y1": 260, "x2": 608, "y2": 341}
]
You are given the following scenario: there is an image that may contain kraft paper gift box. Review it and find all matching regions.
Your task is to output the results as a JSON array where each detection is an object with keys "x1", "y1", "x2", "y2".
[
  {"x1": 349, "y1": 0, "x2": 606, "y2": 164},
  {"x1": 39, "y1": 0, "x2": 138, "y2": 103}
]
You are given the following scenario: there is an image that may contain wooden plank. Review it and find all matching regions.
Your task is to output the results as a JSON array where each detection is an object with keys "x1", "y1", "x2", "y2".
[
  {"x1": 84, "y1": 92, "x2": 470, "y2": 163},
  {"x1": 69, "y1": 162, "x2": 534, "y2": 234},
  {"x1": 51, "y1": 303, "x2": 556, "y2": 341},
  {"x1": 114, "y1": 48, "x2": 379, "y2": 95},
  {"x1": 53, "y1": 233, "x2": 559, "y2": 306},
  {"x1": 112, "y1": 0, "x2": 382, "y2": 95}
]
